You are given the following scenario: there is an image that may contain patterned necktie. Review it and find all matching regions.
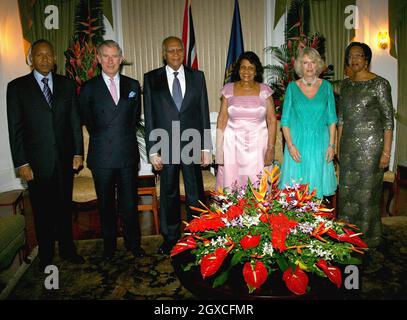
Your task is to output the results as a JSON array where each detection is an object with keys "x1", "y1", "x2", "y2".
[
  {"x1": 41, "y1": 77, "x2": 53, "y2": 108},
  {"x1": 109, "y1": 77, "x2": 118, "y2": 105},
  {"x1": 172, "y1": 71, "x2": 183, "y2": 111}
]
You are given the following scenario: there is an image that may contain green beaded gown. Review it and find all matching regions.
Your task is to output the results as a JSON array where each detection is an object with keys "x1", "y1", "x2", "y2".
[{"x1": 338, "y1": 76, "x2": 394, "y2": 248}]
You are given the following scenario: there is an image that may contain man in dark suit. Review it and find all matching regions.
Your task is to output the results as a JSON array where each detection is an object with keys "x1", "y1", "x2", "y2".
[
  {"x1": 143, "y1": 36, "x2": 212, "y2": 255},
  {"x1": 80, "y1": 40, "x2": 144, "y2": 260},
  {"x1": 7, "y1": 39, "x2": 84, "y2": 270}
]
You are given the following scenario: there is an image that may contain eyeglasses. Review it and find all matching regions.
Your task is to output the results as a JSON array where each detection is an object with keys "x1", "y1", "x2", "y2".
[
  {"x1": 348, "y1": 53, "x2": 365, "y2": 60},
  {"x1": 166, "y1": 48, "x2": 184, "y2": 55}
]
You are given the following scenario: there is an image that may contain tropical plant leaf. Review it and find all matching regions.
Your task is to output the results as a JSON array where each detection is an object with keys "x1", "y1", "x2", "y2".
[
  {"x1": 230, "y1": 251, "x2": 245, "y2": 267},
  {"x1": 213, "y1": 270, "x2": 229, "y2": 288}
]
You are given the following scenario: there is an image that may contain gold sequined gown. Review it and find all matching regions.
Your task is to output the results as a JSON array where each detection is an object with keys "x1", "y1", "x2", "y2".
[{"x1": 338, "y1": 76, "x2": 394, "y2": 248}]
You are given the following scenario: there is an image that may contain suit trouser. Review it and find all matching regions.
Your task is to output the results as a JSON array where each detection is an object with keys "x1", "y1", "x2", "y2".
[
  {"x1": 159, "y1": 163, "x2": 205, "y2": 241},
  {"x1": 91, "y1": 166, "x2": 140, "y2": 254},
  {"x1": 28, "y1": 169, "x2": 75, "y2": 264}
]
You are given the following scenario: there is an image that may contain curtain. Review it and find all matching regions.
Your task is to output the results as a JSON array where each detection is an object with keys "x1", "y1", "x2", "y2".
[
  {"x1": 18, "y1": 0, "x2": 79, "y2": 74},
  {"x1": 309, "y1": 0, "x2": 355, "y2": 87},
  {"x1": 18, "y1": 0, "x2": 113, "y2": 75},
  {"x1": 390, "y1": 1, "x2": 407, "y2": 163},
  {"x1": 274, "y1": 0, "x2": 290, "y2": 28},
  {"x1": 121, "y1": 0, "x2": 265, "y2": 113}
]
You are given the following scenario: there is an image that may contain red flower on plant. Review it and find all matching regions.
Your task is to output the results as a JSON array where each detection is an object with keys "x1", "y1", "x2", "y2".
[
  {"x1": 316, "y1": 259, "x2": 342, "y2": 288},
  {"x1": 243, "y1": 261, "x2": 268, "y2": 292},
  {"x1": 186, "y1": 215, "x2": 225, "y2": 233},
  {"x1": 269, "y1": 213, "x2": 298, "y2": 252},
  {"x1": 200, "y1": 248, "x2": 228, "y2": 279},
  {"x1": 339, "y1": 228, "x2": 368, "y2": 248},
  {"x1": 170, "y1": 236, "x2": 197, "y2": 257},
  {"x1": 283, "y1": 266, "x2": 309, "y2": 295},
  {"x1": 240, "y1": 234, "x2": 261, "y2": 250}
]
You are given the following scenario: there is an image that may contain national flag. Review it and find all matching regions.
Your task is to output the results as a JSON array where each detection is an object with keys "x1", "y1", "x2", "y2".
[
  {"x1": 224, "y1": 0, "x2": 244, "y2": 84},
  {"x1": 182, "y1": 0, "x2": 198, "y2": 69}
]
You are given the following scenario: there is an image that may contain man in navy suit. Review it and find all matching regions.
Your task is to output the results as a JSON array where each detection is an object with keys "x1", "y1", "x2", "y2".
[
  {"x1": 80, "y1": 40, "x2": 144, "y2": 260},
  {"x1": 7, "y1": 39, "x2": 84, "y2": 270},
  {"x1": 143, "y1": 36, "x2": 212, "y2": 255}
]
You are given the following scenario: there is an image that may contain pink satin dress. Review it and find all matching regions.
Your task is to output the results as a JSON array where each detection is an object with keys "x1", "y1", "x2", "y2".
[{"x1": 216, "y1": 82, "x2": 273, "y2": 190}]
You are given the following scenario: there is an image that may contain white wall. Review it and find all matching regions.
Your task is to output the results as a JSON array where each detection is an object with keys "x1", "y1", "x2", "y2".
[{"x1": 0, "y1": 0, "x2": 30, "y2": 192}]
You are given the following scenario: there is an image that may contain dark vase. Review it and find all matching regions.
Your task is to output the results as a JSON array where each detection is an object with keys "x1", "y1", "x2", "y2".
[{"x1": 171, "y1": 251, "x2": 346, "y2": 300}]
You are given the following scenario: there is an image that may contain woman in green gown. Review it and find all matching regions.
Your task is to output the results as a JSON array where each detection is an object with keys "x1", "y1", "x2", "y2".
[
  {"x1": 338, "y1": 42, "x2": 394, "y2": 248},
  {"x1": 279, "y1": 47, "x2": 338, "y2": 199}
]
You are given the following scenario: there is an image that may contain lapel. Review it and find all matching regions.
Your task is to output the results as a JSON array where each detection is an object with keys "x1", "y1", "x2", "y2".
[
  {"x1": 52, "y1": 73, "x2": 62, "y2": 112},
  {"x1": 96, "y1": 74, "x2": 118, "y2": 110},
  {"x1": 156, "y1": 67, "x2": 179, "y2": 113},
  {"x1": 118, "y1": 75, "x2": 129, "y2": 107},
  {"x1": 179, "y1": 67, "x2": 193, "y2": 113},
  {"x1": 29, "y1": 71, "x2": 53, "y2": 112}
]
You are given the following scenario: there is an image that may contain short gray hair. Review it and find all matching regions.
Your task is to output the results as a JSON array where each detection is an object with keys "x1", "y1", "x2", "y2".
[
  {"x1": 294, "y1": 47, "x2": 325, "y2": 77},
  {"x1": 97, "y1": 40, "x2": 123, "y2": 56}
]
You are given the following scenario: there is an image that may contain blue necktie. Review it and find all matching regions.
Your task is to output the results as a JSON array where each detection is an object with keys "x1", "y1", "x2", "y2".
[
  {"x1": 41, "y1": 77, "x2": 53, "y2": 108},
  {"x1": 172, "y1": 71, "x2": 183, "y2": 111}
]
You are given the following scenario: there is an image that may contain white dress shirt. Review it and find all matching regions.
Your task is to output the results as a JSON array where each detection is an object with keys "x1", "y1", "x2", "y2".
[
  {"x1": 34, "y1": 70, "x2": 53, "y2": 93},
  {"x1": 166, "y1": 65, "x2": 186, "y2": 98},
  {"x1": 149, "y1": 65, "x2": 210, "y2": 158},
  {"x1": 102, "y1": 71, "x2": 120, "y2": 101}
]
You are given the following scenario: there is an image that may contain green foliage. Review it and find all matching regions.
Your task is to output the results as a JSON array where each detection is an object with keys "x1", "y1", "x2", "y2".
[{"x1": 64, "y1": 0, "x2": 106, "y2": 93}]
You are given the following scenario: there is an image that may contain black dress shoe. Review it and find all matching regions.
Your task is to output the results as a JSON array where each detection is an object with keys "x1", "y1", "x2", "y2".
[
  {"x1": 132, "y1": 247, "x2": 146, "y2": 258},
  {"x1": 102, "y1": 251, "x2": 115, "y2": 261},
  {"x1": 60, "y1": 253, "x2": 85, "y2": 264}
]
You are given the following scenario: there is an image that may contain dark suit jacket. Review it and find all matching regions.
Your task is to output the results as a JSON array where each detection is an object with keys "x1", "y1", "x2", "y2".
[
  {"x1": 143, "y1": 66, "x2": 212, "y2": 163},
  {"x1": 80, "y1": 74, "x2": 141, "y2": 169},
  {"x1": 7, "y1": 72, "x2": 83, "y2": 180}
]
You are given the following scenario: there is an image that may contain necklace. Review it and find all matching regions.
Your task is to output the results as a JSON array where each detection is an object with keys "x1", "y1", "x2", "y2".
[{"x1": 301, "y1": 77, "x2": 317, "y2": 87}]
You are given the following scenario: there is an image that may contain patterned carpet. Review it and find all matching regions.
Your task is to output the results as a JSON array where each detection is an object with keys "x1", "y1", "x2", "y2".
[
  {"x1": 8, "y1": 217, "x2": 407, "y2": 300},
  {"x1": 8, "y1": 235, "x2": 194, "y2": 300}
]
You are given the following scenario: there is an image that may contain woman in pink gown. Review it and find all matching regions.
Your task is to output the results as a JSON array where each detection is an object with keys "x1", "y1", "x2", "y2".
[{"x1": 216, "y1": 51, "x2": 277, "y2": 190}]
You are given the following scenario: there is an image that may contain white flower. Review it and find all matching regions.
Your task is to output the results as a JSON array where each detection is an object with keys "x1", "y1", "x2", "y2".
[
  {"x1": 296, "y1": 222, "x2": 314, "y2": 234},
  {"x1": 309, "y1": 240, "x2": 333, "y2": 260},
  {"x1": 262, "y1": 242, "x2": 274, "y2": 257},
  {"x1": 210, "y1": 236, "x2": 228, "y2": 248},
  {"x1": 241, "y1": 212, "x2": 261, "y2": 227}
]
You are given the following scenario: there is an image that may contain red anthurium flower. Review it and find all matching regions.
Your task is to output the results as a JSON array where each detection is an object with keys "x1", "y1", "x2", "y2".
[
  {"x1": 200, "y1": 248, "x2": 228, "y2": 279},
  {"x1": 316, "y1": 259, "x2": 342, "y2": 288},
  {"x1": 170, "y1": 236, "x2": 197, "y2": 257},
  {"x1": 243, "y1": 261, "x2": 268, "y2": 292},
  {"x1": 282, "y1": 266, "x2": 309, "y2": 295},
  {"x1": 240, "y1": 234, "x2": 261, "y2": 250},
  {"x1": 338, "y1": 228, "x2": 368, "y2": 248}
]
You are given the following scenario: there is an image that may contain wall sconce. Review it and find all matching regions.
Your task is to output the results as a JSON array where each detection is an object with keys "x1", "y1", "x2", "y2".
[{"x1": 377, "y1": 31, "x2": 389, "y2": 49}]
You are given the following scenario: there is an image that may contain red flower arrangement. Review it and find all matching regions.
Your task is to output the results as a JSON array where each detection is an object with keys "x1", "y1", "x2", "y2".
[{"x1": 171, "y1": 166, "x2": 368, "y2": 296}]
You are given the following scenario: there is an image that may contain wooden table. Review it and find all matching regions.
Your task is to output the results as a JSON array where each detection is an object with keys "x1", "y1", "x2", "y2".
[{"x1": 0, "y1": 189, "x2": 24, "y2": 216}]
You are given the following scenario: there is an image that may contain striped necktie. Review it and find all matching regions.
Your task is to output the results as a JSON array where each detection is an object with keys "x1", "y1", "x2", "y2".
[{"x1": 41, "y1": 77, "x2": 53, "y2": 108}]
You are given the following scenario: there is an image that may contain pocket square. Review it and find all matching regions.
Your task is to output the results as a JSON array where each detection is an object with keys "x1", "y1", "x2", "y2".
[{"x1": 128, "y1": 91, "x2": 137, "y2": 98}]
